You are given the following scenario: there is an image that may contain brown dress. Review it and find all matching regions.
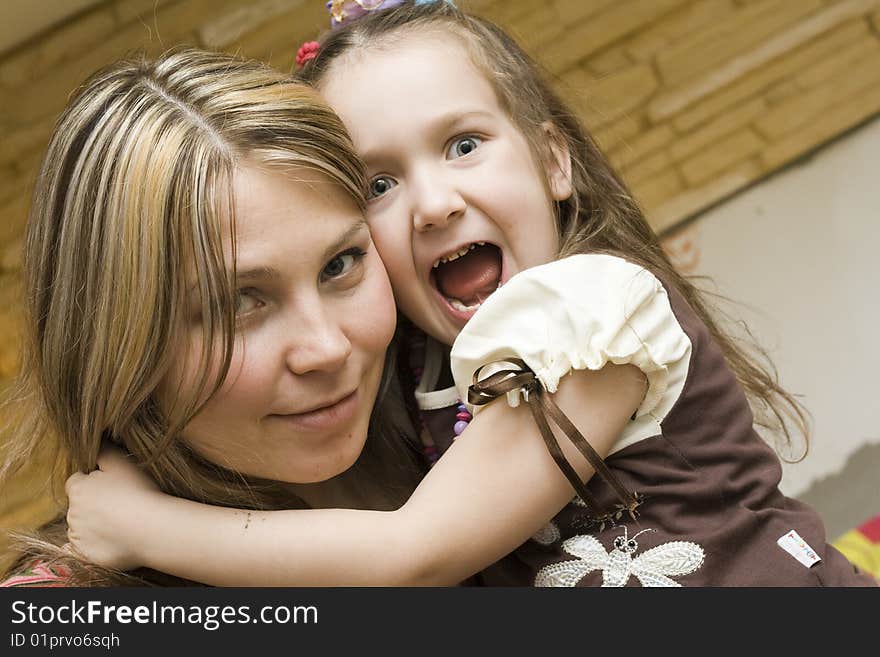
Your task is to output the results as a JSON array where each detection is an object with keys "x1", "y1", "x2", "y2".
[{"x1": 415, "y1": 256, "x2": 875, "y2": 587}]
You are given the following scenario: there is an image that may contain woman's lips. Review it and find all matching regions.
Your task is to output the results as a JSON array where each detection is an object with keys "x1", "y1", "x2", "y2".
[{"x1": 268, "y1": 390, "x2": 359, "y2": 433}]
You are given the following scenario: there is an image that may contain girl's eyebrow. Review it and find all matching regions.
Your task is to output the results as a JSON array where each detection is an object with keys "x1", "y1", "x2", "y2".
[
  {"x1": 360, "y1": 110, "x2": 492, "y2": 164},
  {"x1": 442, "y1": 110, "x2": 493, "y2": 131}
]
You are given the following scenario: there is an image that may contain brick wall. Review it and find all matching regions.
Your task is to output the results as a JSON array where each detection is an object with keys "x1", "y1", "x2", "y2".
[{"x1": 2, "y1": 0, "x2": 880, "y2": 558}]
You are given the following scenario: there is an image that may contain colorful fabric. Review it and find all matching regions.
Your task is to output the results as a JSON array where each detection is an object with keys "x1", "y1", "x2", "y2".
[
  {"x1": 833, "y1": 515, "x2": 880, "y2": 579},
  {"x1": 0, "y1": 561, "x2": 70, "y2": 587}
]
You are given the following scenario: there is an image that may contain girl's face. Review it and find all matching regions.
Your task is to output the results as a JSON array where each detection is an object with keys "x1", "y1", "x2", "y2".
[
  {"x1": 162, "y1": 165, "x2": 396, "y2": 484},
  {"x1": 320, "y1": 33, "x2": 572, "y2": 347}
]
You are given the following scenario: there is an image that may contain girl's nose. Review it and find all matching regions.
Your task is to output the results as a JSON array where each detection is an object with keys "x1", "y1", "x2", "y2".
[
  {"x1": 284, "y1": 308, "x2": 352, "y2": 375},
  {"x1": 410, "y1": 169, "x2": 466, "y2": 233}
]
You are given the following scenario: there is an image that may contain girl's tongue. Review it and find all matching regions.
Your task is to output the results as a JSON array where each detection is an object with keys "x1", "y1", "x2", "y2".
[{"x1": 434, "y1": 244, "x2": 501, "y2": 308}]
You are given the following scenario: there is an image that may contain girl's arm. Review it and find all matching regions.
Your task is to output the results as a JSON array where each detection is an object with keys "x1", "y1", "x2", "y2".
[{"x1": 65, "y1": 362, "x2": 645, "y2": 586}]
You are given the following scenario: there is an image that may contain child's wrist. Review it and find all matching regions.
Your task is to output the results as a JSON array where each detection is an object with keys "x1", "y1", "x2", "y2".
[{"x1": 129, "y1": 490, "x2": 176, "y2": 570}]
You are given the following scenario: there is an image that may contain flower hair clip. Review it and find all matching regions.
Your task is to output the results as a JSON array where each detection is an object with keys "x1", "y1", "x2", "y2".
[
  {"x1": 297, "y1": 0, "x2": 455, "y2": 69},
  {"x1": 296, "y1": 41, "x2": 320, "y2": 68},
  {"x1": 327, "y1": 0, "x2": 453, "y2": 29}
]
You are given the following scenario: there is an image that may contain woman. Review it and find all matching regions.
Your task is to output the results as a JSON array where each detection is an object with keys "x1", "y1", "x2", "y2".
[{"x1": 0, "y1": 48, "x2": 424, "y2": 586}]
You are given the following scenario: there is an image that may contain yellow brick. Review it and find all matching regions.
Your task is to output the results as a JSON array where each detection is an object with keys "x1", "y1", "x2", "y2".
[
  {"x1": 1, "y1": 20, "x2": 174, "y2": 126},
  {"x1": 147, "y1": 0, "x2": 241, "y2": 46},
  {"x1": 202, "y1": 0, "x2": 305, "y2": 47},
  {"x1": 540, "y1": 0, "x2": 687, "y2": 71},
  {"x1": 762, "y1": 81, "x2": 880, "y2": 169},
  {"x1": 610, "y1": 124, "x2": 676, "y2": 170},
  {"x1": 0, "y1": 48, "x2": 40, "y2": 89},
  {"x1": 0, "y1": 165, "x2": 29, "y2": 206},
  {"x1": 591, "y1": 115, "x2": 642, "y2": 153},
  {"x1": 764, "y1": 80, "x2": 801, "y2": 106},
  {"x1": 0, "y1": 479, "x2": 59, "y2": 540},
  {"x1": 507, "y1": 6, "x2": 565, "y2": 52},
  {"x1": 227, "y1": 5, "x2": 328, "y2": 69},
  {"x1": 649, "y1": 160, "x2": 764, "y2": 233},
  {"x1": 755, "y1": 49, "x2": 880, "y2": 139},
  {"x1": 670, "y1": 97, "x2": 767, "y2": 162},
  {"x1": 651, "y1": 0, "x2": 877, "y2": 122},
  {"x1": 567, "y1": 64, "x2": 658, "y2": 127},
  {"x1": 0, "y1": 196, "x2": 29, "y2": 246},
  {"x1": 0, "y1": 7, "x2": 117, "y2": 89},
  {"x1": 631, "y1": 169, "x2": 684, "y2": 212},
  {"x1": 472, "y1": 0, "x2": 534, "y2": 26},
  {"x1": 0, "y1": 310, "x2": 21, "y2": 379},
  {"x1": 680, "y1": 129, "x2": 764, "y2": 186},
  {"x1": 40, "y1": 8, "x2": 117, "y2": 71},
  {"x1": 671, "y1": 19, "x2": 869, "y2": 131},
  {"x1": 794, "y1": 34, "x2": 880, "y2": 89},
  {"x1": 1, "y1": 238, "x2": 23, "y2": 273},
  {"x1": 552, "y1": 0, "x2": 618, "y2": 24},
  {"x1": 586, "y1": 46, "x2": 633, "y2": 77},
  {"x1": 656, "y1": 0, "x2": 823, "y2": 87},
  {"x1": 626, "y1": 0, "x2": 736, "y2": 61},
  {"x1": 0, "y1": 117, "x2": 53, "y2": 169},
  {"x1": 622, "y1": 150, "x2": 672, "y2": 186},
  {"x1": 113, "y1": 0, "x2": 179, "y2": 25}
]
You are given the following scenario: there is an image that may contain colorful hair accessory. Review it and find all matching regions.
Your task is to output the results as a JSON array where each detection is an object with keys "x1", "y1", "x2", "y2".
[
  {"x1": 296, "y1": 41, "x2": 320, "y2": 68},
  {"x1": 327, "y1": 0, "x2": 454, "y2": 29}
]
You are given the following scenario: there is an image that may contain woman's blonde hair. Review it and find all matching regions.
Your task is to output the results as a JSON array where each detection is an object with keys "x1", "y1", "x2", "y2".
[
  {"x1": 1, "y1": 48, "x2": 423, "y2": 584},
  {"x1": 299, "y1": 1, "x2": 809, "y2": 458}
]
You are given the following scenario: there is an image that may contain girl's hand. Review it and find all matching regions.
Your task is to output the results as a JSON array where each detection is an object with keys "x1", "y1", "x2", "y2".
[{"x1": 65, "y1": 446, "x2": 160, "y2": 571}]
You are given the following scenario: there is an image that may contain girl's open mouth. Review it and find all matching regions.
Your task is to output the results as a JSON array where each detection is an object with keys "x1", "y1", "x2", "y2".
[{"x1": 430, "y1": 242, "x2": 503, "y2": 320}]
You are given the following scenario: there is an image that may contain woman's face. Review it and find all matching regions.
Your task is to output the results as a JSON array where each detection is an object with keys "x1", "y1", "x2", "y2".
[{"x1": 161, "y1": 164, "x2": 397, "y2": 484}]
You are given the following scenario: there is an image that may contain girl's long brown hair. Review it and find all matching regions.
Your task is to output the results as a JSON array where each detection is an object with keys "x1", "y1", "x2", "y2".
[
  {"x1": 298, "y1": 1, "x2": 809, "y2": 460},
  {"x1": 1, "y1": 48, "x2": 424, "y2": 585}
]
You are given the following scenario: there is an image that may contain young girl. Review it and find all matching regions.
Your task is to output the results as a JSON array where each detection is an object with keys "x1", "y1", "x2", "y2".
[{"x1": 63, "y1": 1, "x2": 874, "y2": 586}]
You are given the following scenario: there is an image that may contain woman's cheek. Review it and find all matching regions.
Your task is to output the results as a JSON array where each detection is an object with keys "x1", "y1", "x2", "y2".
[{"x1": 363, "y1": 257, "x2": 398, "y2": 350}]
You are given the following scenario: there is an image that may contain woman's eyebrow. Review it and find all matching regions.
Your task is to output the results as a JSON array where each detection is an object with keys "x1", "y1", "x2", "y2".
[
  {"x1": 229, "y1": 221, "x2": 368, "y2": 285},
  {"x1": 235, "y1": 266, "x2": 283, "y2": 284},
  {"x1": 321, "y1": 219, "x2": 369, "y2": 261}
]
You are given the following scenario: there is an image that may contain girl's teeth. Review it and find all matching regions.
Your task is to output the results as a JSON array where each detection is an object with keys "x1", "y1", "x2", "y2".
[
  {"x1": 433, "y1": 242, "x2": 488, "y2": 268},
  {"x1": 449, "y1": 298, "x2": 482, "y2": 312}
]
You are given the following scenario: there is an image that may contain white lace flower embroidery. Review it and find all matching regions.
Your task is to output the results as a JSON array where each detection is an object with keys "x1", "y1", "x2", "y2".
[{"x1": 535, "y1": 527, "x2": 705, "y2": 587}]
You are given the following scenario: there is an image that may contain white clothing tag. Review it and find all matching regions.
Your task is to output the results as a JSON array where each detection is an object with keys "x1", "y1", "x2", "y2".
[{"x1": 776, "y1": 530, "x2": 821, "y2": 568}]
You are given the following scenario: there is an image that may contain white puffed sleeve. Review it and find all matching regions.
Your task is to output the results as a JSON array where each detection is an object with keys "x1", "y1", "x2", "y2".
[{"x1": 450, "y1": 254, "x2": 692, "y2": 454}]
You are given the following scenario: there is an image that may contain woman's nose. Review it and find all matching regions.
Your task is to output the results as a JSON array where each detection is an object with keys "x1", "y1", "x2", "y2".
[
  {"x1": 284, "y1": 308, "x2": 352, "y2": 375},
  {"x1": 410, "y1": 169, "x2": 466, "y2": 233}
]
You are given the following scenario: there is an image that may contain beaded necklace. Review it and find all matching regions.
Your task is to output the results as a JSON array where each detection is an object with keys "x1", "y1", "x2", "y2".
[{"x1": 408, "y1": 329, "x2": 472, "y2": 467}]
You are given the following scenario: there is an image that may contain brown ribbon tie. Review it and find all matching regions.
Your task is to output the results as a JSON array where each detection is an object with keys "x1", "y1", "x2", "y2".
[{"x1": 467, "y1": 358, "x2": 641, "y2": 524}]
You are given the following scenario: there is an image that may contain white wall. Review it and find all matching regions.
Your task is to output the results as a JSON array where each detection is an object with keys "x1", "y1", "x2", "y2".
[{"x1": 661, "y1": 115, "x2": 880, "y2": 497}]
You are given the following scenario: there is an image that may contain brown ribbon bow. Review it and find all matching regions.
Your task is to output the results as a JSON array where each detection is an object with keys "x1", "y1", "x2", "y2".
[{"x1": 467, "y1": 359, "x2": 641, "y2": 524}]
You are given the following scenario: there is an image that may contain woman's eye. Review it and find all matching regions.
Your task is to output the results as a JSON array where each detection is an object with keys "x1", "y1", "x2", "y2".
[
  {"x1": 322, "y1": 248, "x2": 366, "y2": 280},
  {"x1": 234, "y1": 289, "x2": 262, "y2": 316},
  {"x1": 368, "y1": 176, "x2": 397, "y2": 199},
  {"x1": 447, "y1": 136, "x2": 482, "y2": 159}
]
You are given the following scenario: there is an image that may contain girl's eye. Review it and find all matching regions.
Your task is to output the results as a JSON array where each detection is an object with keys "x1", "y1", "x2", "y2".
[
  {"x1": 322, "y1": 247, "x2": 367, "y2": 281},
  {"x1": 234, "y1": 289, "x2": 262, "y2": 316},
  {"x1": 368, "y1": 176, "x2": 397, "y2": 199},
  {"x1": 447, "y1": 136, "x2": 482, "y2": 159}
]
